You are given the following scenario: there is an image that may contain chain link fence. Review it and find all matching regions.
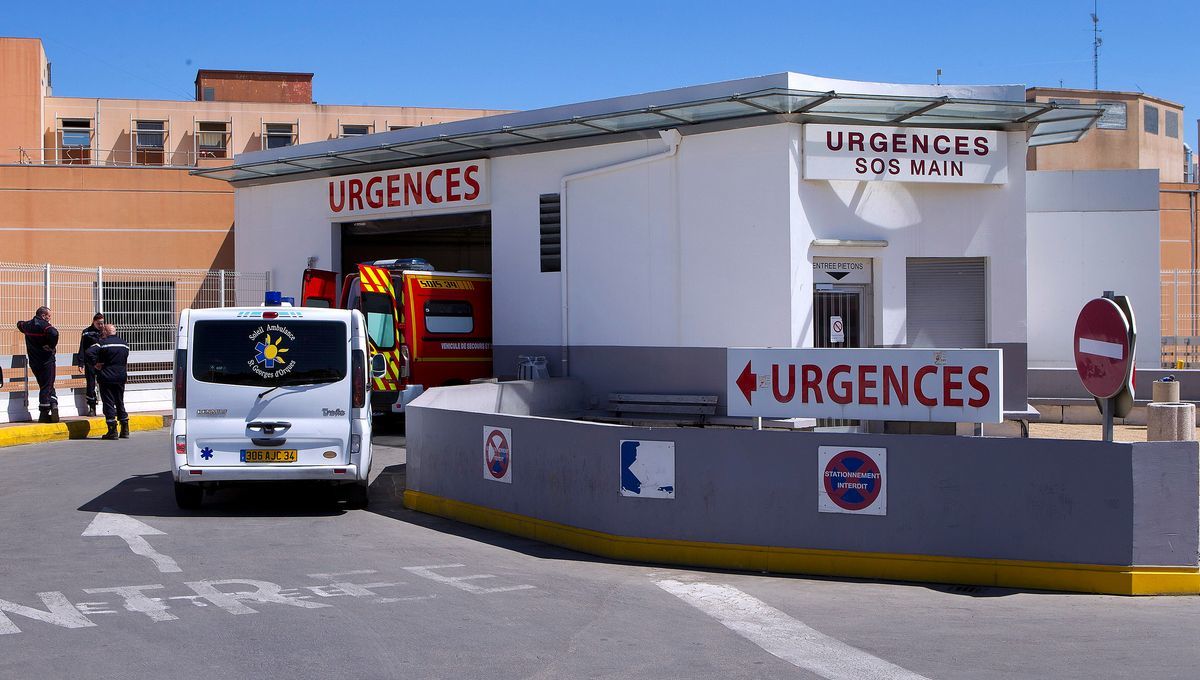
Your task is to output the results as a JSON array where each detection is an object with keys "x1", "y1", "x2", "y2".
[
  {"x1": 1161, "y1": 269, "x2": 1200, "y2": 368},
  {"x1": 2, "y1": 263, "x2": 269, "y2": 408}
]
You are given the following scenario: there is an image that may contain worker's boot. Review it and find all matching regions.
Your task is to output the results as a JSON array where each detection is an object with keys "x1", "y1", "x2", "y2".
[
  {"x1": 49, "y1": 407, "x2": 59, "y2": 424},
  {"x1": 86, "y1": 404, "x2": 96, "y2": 417},
  {"x1": 101, "y1": 421, "x2": 119, "y2": 440},
  {"x1": 119, "y1": 420, "x2": 130, "y2": 439},
  {"x1": 37, "y1": 409, "x2": 52, "y2": 424}
]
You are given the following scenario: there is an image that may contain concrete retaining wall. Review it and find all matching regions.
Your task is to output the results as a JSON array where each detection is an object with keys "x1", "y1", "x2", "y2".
[{"x1": 406, "y1": 382, "x2": 1200, "y2": 579}]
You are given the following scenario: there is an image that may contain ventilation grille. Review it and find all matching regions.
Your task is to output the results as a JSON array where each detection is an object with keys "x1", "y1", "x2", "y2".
[{"x1": 539, "y1": 193, "x2": 561, "y2": 273}]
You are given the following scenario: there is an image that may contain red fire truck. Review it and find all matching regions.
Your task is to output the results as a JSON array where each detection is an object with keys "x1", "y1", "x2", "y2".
[{"x1": 301, "y1": 259, "x2": 493, "y2": 415}]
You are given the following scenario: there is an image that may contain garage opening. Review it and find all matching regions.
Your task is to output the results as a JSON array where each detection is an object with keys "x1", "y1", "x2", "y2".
[{"x1": 340, "y1": 211, "x2": 491, "y2": 274}]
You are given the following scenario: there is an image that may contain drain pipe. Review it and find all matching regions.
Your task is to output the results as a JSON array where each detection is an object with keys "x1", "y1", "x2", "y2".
[{"x1": 558, "y1": 128, "x2": 682, "y2": 377}]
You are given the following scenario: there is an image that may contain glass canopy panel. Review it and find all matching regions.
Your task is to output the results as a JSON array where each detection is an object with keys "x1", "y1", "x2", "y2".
[
  {"x1": 337, "y1": 148, "x2": 418, "y2": 164},
  {"x1": 515, "y1": 122, "x2": 604, "y2": 141},
  {"x1": 195, "y1": 167, "x2": 261, "y2": 181},
  {"x1": 1028, "y1": 107, "x2": 1100, "y2": 122},
  {"x1": 909, "y1": 101, "x2": 1047, "y2": 121},
  {"x1": 393, "y1": 139, "x2": 477, "y2": 156},
  {"x1": 901, "y1": 115, "x2": 1013, "y2": 126},
  {"x1": 804, "y1": 112, "x2": 912, "y2": 123},
  {"x1": 806, "y1": 97, "x2": 930, "y2": 118},
  {"x1": 585, "y1": 111, "x2": 677, "y2": 132},
  {"x1": 654, "y1": 100, "x2": 763, "y2": 122},
  {"x1": 1030, "y1": 118, "x2": 1097, "y2": 136},
  {"x1": 241, "y1": 162, "x2": 309, "y2": 176},
  {"x1": 285, "y1": 155, "x2": 367, "y2": 170},
  {"x1": 1028, "y1": 130, "x2": 1085, "y2": 147},
  {"x1": 740, "y1": 92, "x2": 824, "y2": 113},
  {"x1": 451, "y1": 131, "x2": 538, "y2": 148}
]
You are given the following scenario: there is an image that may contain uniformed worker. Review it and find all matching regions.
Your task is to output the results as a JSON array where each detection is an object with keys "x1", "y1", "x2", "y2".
[
  {"x1": 85, "y1": 324, "x2": 130, "y2": 440},
  {"x1": 16, "y1": 306, "x2": 59, "y2": 423},
  {"x1": 75, "y1": 313, "x2": 105, "y2": 417}
]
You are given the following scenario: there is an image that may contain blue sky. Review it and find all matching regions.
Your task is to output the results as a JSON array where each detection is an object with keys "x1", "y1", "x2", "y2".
[{"x1": 8, "y1": 1, "x2": 1198, "y2": 152}]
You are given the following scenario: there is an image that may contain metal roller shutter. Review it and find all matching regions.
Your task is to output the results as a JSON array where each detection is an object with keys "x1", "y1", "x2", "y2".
[{"x1": 905, "y1": 257, "x2": 986, "y2": 348}]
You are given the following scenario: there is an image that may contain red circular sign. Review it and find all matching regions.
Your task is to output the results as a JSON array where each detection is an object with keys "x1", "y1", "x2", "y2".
[
  {"x1": 485, "y1": 429, "x2": 510, "y2": 479},
  {"x1": 1073, "y1": 298, "x2": 1131, "y2": 399},
  {"x1": 823, "y1": 450, "x2": 882, "y2": 511}
]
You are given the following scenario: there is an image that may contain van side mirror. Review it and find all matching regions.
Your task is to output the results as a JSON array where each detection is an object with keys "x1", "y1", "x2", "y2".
[{"x1": 370, "y1": 353, "x2": 387, "y2": 379}]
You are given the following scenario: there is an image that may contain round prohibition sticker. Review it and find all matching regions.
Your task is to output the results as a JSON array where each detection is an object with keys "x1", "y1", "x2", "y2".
[
  {"x1": 483, "y1": 426, "x2": 512, "y2": 483},
  {"x1": 818, "y1": 446, "x2": 886, "y2": 515}
]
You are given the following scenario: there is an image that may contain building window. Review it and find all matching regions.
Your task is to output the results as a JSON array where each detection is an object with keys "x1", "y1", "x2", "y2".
[
  {"x1": 202, "y1": 87, "x2": 215, "y2": 101},
  {"x1": 195, "y1": 121, "x2": 229, "y2": 159},
  {"x1": 539, "y1": 193, "x2": 561, "y2": 273},
  {"x1": 388, "y1": 125, "x2": 412, "y2": 131},
  {"x1": 1144, "y1": 104, "x2": 1159, "y2": 135},
  {"x1": 340, "y1": 124, "x2": 372, "y2": 138},
  {"x1": 101, "y1": 280, "x2": 177, "y2": 352},
  {"x1": 1096, "y1": 101, "x2": 1127, "y2": 130},
  {"x1": 134, "y1": 120, "x2": 166, "y2": 165},
  {"x1": 58, "y1": 119, "x2": 92, "y2": 164},
  {"x1": 1048, "y1": 98, "x2": 1080, "y2": 105},
  {"x1": 1166, "y1": 109, "x2": 1180, "y2": 139},
  {"x1": 264, "y1": 123, "x2": 297, "y2": 150}
]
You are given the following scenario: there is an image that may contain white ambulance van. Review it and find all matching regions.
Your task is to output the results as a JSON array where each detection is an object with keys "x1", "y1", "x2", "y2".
[{"x1": 171, "y1": 293, "x2": 374, "y2": 509}]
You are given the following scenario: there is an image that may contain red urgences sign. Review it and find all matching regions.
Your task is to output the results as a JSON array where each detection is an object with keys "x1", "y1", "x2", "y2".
[
  {"x1": 726, "y1": 348, "x2": 1004, "y2": 422},
  {"x1": 327, "y1": 160, "x2": 489, "y2": 218}
]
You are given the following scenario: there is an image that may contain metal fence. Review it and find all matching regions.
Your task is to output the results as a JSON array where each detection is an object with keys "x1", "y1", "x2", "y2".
[
  {"x1": 1161, "y1": 269, "x2": 1200, "y2": 368},
  {"x1": 1, "y1": 262, "x2": 270, "y2": 358}
]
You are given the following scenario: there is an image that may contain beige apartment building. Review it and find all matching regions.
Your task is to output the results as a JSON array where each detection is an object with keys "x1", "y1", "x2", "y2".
[
  {"x1": 1026, "y1": 87, "x2": 1187, "y2": 182},
  {"x1": 0, "y1": 37, "x2": 507, "y2": 270}
]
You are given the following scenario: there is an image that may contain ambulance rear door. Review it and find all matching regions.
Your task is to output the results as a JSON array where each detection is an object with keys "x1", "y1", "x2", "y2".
[
  {"x1": 356, "y1": 264, "x2": 403, "y2": 397},
  {"x1": 301, "y1": 268, "x2": 338, "y2": 308}
]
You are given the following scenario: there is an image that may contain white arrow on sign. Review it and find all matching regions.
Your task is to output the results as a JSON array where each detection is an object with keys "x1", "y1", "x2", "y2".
[{"x1": 82, "y1": 510, "x2": 181, "y2": 573}]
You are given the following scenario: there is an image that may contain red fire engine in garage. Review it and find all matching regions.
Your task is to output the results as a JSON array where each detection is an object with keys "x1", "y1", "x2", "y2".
[{"x1": 301, "y1": 259, "x2": 493, "y2": 415}]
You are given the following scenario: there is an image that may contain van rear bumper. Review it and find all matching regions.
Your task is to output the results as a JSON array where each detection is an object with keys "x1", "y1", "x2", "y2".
[{"x1": 175, "y1": 464, "x2": 360, "y2": 483}]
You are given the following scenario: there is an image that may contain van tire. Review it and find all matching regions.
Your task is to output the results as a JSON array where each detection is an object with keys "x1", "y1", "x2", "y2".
[
  {"x1": 175, "y1": 482, "x2": 203, "y2": 509},
  {"x1": 345, "y1": 483, "x2": 369, "y2": 509}
]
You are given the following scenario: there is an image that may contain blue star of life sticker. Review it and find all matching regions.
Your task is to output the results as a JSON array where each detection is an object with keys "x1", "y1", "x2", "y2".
[{"x1": 200, "y1": 447, "x2": 214, "y2": 461}]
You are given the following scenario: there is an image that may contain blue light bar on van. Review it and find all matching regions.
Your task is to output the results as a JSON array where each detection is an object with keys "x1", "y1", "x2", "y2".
[
  {"x1": 372, "y1": 258, "x2": 434, "y2": 271},
  {"x1": 265, "y1": 291, "x2": 282, "y2": 306}
]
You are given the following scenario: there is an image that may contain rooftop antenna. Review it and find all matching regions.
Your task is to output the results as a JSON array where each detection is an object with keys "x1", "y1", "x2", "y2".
[
  {"x1": 936, "y1": 68, "x2": 942, "y2": 86},
  {"x1": 1091, "y1": 1, "x2": 1102, "y2": 90}
]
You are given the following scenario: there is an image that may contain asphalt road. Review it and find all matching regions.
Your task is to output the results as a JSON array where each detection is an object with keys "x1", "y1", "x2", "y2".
[{"x1": 0, "y1": 430, "x2": 1198, "y2": 679}]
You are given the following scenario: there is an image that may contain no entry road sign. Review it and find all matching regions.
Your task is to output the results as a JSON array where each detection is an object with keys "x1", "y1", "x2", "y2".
[{"x1": 1073, "y1": 297, "x2": 1132, "y2": 399}]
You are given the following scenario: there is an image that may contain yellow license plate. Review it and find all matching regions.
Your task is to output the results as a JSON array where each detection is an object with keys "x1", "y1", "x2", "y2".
[{"x1": 241, "y1": 449, "x2": 298, "y2": 463}]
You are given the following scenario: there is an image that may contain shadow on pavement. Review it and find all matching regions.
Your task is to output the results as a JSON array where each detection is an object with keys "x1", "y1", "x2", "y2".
[{"x1": 77, "y1": 470, "x2": 351, "y2": 518}]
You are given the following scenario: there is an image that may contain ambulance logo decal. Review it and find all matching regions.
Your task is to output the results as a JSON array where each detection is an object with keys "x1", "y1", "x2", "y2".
[{"x1": 248, "y1": 325, "x2": 297, "y2": 379}]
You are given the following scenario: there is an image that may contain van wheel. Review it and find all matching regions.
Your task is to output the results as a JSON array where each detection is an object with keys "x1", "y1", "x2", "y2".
[
  {"x1": 344, "y1": 483, "x2": 369, "y2": 509},
  {"x1": 175, "y1": 482, "x2": 203, "y2": 509}
]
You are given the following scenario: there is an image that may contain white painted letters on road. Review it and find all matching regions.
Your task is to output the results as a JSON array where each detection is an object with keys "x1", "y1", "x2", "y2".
[
  {"x1": 183, "y1": 579, "x2": 332, "y2": 615},
  {"x1": 0, "y1": 592, "x2": 96, "y2": 635}
]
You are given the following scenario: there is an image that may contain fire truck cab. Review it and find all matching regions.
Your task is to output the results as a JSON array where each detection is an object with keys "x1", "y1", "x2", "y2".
[{"x1": 301, "y1": 259, "x2": 492, "y2": 416}]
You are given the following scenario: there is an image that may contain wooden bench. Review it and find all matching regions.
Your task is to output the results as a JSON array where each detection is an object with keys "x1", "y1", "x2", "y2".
[{"x1": 608, "y1": 393, "x2": 718, "y2": 423}]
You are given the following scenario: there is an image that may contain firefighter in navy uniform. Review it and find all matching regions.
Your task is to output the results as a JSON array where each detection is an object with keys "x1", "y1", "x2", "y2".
[
  {"x1": 75, "y1": 313, "x2": 105, "y2": 417},
  {"x1": 85, "y1": 324, "x2": 130, "y2": 440},
  {"x1": 15, "y1": 306, "x2": 59, "y2": 423}
]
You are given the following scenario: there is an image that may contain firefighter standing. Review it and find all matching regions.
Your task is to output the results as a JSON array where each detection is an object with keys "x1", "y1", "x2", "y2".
[
  {"x1": 75, "y1": 313, "x2": 105, "y2": 417},
  {"x1": 85, "y1": 324, "x2": 130, "y2": 440},
  {"x1": 15, "y1": 306, "x2": 59, "y2": 423}
]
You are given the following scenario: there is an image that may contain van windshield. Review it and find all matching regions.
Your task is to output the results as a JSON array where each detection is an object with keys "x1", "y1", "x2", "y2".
[{"x1": 191, "y1": 320, "x2": 347, "y2": 387}]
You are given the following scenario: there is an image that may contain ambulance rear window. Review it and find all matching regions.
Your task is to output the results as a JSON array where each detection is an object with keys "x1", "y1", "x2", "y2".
[
  {"x1": 363, "y1": 293, "x2": 396, "y2": 350},
  {"x1": 191, "y1": 320, "x2": 347, "y2": 387},
  {"x1": 424, "y1": 300, "x2": 473, "y2": 334}
]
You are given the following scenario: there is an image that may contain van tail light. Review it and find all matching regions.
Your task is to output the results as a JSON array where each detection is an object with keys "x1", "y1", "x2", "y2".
[
  {"x1": 350, "y1": 434, "x2": 362, "y2": 454},
  {"x1": 175, "y1": 435, "x2": 187, "y2": 456},
  {"x1": 174, "y1": 349, "x2": 187, "y2": 408},
  {"x1": 352, "y1": 350, "x2": 366, "y2": 408}
]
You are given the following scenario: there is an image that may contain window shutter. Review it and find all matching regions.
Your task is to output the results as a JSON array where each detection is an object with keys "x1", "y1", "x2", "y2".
[
  {"x1": 539, "y1": 193, "x2": 561, "y2": 273},
  {"x1": 905, "y1": 258, "x2": 986, "y2": 348}
]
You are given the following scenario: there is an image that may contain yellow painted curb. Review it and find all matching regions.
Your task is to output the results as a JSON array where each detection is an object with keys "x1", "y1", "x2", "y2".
[
  {"x1": 0, "y1": 415, "x2": 166, "y2": 448},
  {"x1": 404, "y1": 490, "x2": 1200, "y2": 596}
]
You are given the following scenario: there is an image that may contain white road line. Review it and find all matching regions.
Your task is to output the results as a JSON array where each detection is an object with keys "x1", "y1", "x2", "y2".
[
  {"x1": 655, "y1": 580, "x2": 931, "y2": 680},
  {"x1": 82, "y1": 511, "x2": 181, "y2": 573},
  {"x1": 1079, "y1": 337, "x2": 1123, "y2": 360}
]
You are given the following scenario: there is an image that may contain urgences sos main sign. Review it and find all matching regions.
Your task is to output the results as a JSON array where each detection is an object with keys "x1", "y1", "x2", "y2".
[
  {"x1": 727, "y1": 348, "x2": 1004, "y2": 423},
  {"x1": 327, "y1": 159, "x2": 489, "y2": 218},
  {"x1": 804, "y1": 124, "x2": 1007, "y2": 185}
]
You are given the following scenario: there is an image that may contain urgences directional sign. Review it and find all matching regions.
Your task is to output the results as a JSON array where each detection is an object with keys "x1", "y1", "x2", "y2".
[{"x1": 727, "y1": 348, "x2": 1004, "y2": 423}]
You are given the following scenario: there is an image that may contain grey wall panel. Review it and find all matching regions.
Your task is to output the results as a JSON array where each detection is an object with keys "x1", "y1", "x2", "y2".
[
  {"x1": 407, "y1": 396, "x2": 1200, "y2": 567},
  {"x1": 1027, "y1": 170, "x2": 1160, "y2": 213},
  {"x1": 1131, "y1": 441, "x2": 1200, "y2": 565}
]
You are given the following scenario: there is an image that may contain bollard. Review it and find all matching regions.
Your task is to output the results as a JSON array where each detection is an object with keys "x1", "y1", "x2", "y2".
[
  {"x1": 1147, "y1": 376, "x2": 1195, "y2": 441},
  {"x1": 1152, "y1": 377, "x2": 1180, "y2": 404}
]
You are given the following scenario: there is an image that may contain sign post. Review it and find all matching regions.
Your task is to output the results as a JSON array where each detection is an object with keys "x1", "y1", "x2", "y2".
[{"x1": 1072, "y1": 291, "x2": 1137, "y2": 442}]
